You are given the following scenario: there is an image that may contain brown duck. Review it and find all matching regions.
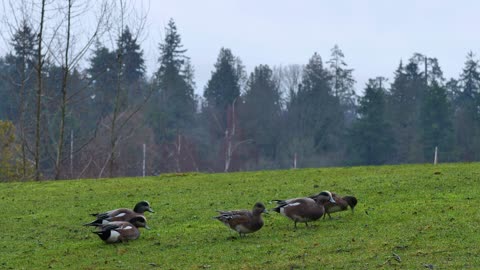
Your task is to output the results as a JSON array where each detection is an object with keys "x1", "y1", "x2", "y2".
[
  {"x1": 214, "y1": 202, "x2": 267, "y2": 237},
  {"x1": 272, "y1": 191, "x2": 335, "y2": 229},
  {"x1": 93, "y1": 216, "x2": 149, "y2": 243},
  {"x1": 310, "y1": 192, "x2": 357, "y2": 219},
  {"x1": 86, "y1": 201, "x2": 154, "y2": 226}
]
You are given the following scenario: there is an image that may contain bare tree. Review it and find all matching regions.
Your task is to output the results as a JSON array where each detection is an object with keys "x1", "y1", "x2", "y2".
[
  {"x1": 33, "y1": 0, "x2": 46, "y2": 180},
  {"x1": 53, "y1": 0, "x2": 109, "y2": 180},
  {"x1": 96, "y1": 0, "x2": 151, "y2": 178}
]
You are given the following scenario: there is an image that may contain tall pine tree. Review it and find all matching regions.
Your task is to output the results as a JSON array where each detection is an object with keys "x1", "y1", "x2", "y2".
[
  {"x1": 387, "y1": 59, "x2": 425, "y2": 163},
  {"x1": 240, "y1": 64, "x2": 283, "y2": 167},
  {"x1": 420, "y1": 80, "x2": 453, "y2": 162},
  {"x1": 150, "y1": 19, "x2": 195, "y2": 143},
  {"x1": 87, "y1": 43, "x2": 117, "y2": 115},
  {"x1": 286, "y1": 53, "x2": 344, "y2": 166},
  {"x1": 348, "y1": 78, "x2": 394, "y2": 165},
  {"x1": 204, "y1": 48, "x2": 244, "y2": 112},
  {"x1": 146, "y1": 19, "x2": 196, "y2": 172},
  {"x1": 454, "y1": 52, "x2": 480, "y2": 161},
  {"x1": 327, "y1": 45, "x2": 357, "y2": 125}
]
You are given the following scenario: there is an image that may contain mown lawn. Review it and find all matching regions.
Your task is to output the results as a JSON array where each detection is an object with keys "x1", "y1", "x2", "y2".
[{"x1": 0, "y1": 163, "x2": 479, "y2": 269}]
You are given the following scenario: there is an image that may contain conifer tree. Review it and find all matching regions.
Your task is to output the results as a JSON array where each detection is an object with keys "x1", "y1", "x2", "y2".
[
  {"x1": 454, "y1": 52, "x2": 480, "y2": 160},
  {"x1": 348, "y1": 78, "x2": 394, "y2": 165},
  {"x1": 420, "y1": 80, "x2": 453, "y2": 162},
  {"x1": 116, "y1": 26, "x2": 145, "y2": 86},
  {"x1": 327, "y1": 45, "x2": 357, "y2": 124},
  {"x1": 387, "y1": 59, "x2": 424, "y2": 163},
  {"x1": 150, "y1": 18, "x2": 195, "y2": 144},
  {"x1": 286, "y1": 53, "x2": 344, "y2": 166},
  {"x1": 240, "y1": 64, "x2": 282, "y2": 166}
]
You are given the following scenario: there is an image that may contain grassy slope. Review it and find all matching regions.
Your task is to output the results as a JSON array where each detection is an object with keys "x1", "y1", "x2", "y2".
[{"x1": 0, "y1": 163, "x2": 479, "y2": 269}]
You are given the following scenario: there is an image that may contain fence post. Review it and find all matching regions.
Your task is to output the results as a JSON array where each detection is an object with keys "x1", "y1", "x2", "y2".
[{"x1": 142, "y1": 143, "x2": 146, "y2": 177}]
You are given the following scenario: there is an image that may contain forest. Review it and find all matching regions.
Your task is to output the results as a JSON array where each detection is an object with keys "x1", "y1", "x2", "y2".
[{"x1": 1, "y1": 1, "x2": 480, "y2": 181}]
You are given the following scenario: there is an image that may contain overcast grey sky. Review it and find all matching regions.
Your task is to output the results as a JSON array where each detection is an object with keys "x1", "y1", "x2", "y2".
[
  {"x1": 1, "y1": 0, "x2": 479, "y2": 95},
  {"x1": 142, "y1": 0, "x2": 479, "y2": 95}
]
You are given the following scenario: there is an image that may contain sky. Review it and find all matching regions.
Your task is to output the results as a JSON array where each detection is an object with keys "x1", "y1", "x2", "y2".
[
  {"x1": 142, "y1": 0, "x2": 479, "y2": 95},
  {"x1": 1, "y1": 0, "x2": 479, "y2": 96}
]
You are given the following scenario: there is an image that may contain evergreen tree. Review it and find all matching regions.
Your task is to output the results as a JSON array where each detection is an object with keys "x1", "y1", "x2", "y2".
[
  {"x1": 199, "y1": 48, "x2": 245, "y2": 171},
  {"x1": 348, "y1": 78, "x2": 394, "y2": 165},
  {"x1": 149, "y1": 18, "x2": 195, "y2": 144},
  {"x1": 87, "y1": 43, "x2": 117, "y2": 115},
  {"x1": 240, "y1": 64, "x2": 282, "y2": 166},
  {"x1": 116, "y1": 26, "x2": 145, "y2": 86},
  {"x1": 204, "y1": 48, "x2": 244, "y2": 112},
  {"x1": 420, "y1": 80, "x2": 453, "y2": 162},
  {"x1": 286, "y1": 53, "x2": 344, "y2": 166},
  {"x1": 454, "y1": 52, "x2": 480, "y2": 161},
  {"x1": 387, "y1": 59, "x2": 425, "y2": 163},
  {"x1": 327, "y1": 45, "x2": 357, "y2": 124},
  {"x1": 0, "y1": 21, "x2": 38, "y2": 180},
  {"x1": 0, "y1": 20, "x2": 37, "y2": 121}
]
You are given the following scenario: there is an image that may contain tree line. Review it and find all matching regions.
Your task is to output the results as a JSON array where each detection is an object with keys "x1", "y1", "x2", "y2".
[{"x1": 1, "y1": 8, "x2": 480, "y2": 181}]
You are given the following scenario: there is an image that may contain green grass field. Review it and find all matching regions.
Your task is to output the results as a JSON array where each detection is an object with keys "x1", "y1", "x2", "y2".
[{"x1": 0, "y1": 163, "x2": 479, "y2": 269}]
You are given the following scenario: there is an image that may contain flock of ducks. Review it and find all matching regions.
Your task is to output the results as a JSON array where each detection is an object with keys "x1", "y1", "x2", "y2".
[{"x1": 84, "y1": 191, "x2": 357, "y2": 243}]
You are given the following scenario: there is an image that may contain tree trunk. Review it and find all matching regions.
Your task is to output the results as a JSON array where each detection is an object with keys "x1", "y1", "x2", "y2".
[
  {"x1": 55, "y1": 0, "x2": 72, "y2": 180},
  {"x1": 34, "y1": 0, "x2": 46, "y2": 181}
]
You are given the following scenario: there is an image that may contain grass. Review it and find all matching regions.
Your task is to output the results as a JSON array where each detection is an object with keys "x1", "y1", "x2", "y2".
[{"x1": 0, "y1": 163, "x2": 479, "y2": 269}]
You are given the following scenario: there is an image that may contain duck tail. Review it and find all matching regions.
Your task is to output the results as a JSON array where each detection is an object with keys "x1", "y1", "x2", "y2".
[
  {"x1": 83, "y1": 219, "x2": 103, "y2": 227},
  {"x1": 270, "y1": 205, "x2": 283, "y2": 213}
]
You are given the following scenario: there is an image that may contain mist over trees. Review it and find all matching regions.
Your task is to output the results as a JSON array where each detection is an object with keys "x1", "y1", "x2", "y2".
[{"x1": 1, "y1": 2, "x2": 480, "y2": 180}]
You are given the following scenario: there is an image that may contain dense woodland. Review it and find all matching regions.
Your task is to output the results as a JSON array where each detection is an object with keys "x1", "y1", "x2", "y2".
[{"x1": 1, "y1": 2, "x2": 480, "y2": 181}]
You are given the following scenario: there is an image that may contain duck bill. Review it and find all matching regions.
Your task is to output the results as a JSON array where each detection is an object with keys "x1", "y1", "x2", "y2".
[
  {"x1": 329, "y1": 198, "x2": 336, "y2": 204},
  {"x1": 148, "y1": 208, "x2": 155, "y2": 213}
]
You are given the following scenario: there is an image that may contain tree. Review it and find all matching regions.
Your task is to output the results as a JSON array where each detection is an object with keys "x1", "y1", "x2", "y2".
[
  {"x1": 327, "y1": 45, "x2": 357, "y2": 125},
  {"x1": 34, "y1": 0, "x2": 46, "y2": 180},
  {"x1": 150, "y1": 19, "x2": 195, "y2": 142},
  {"x1": 453, "y1": 52, "x2": 480, "y2": 161},
  {"x1": 286, "y1": 53, "x2": 344, "y2": 166},
  {"x1": 47, "y1": 0, "x2": 109, "y2": 180},
  {"x1": 117, "y1": 26, "x2": 145, "y2": 84},
  {"x1": 387, "y1": 59, "x2": 425, "y2": 163},
  {"x1": 420, "y1": 80, "x2": 453, "y2": 162},
  {"x1": 239, "y1": 64, "x2": 282, "y2": 168},
  {"x1": 0, "y1": 20, "x2": 37, "y2": 180},
  {"x1": 204, "y1": 48, "x2": 244, "y2": 111},
  {"x1": 148, "y1": 18, "x2": 196, "y2": 172},
  {"x1": 0, "y1": 120, "x2": 33, "y2": 181},
  {"x1": 348, "y1": 78, "x2": 394, "y2": 165},
  {"x1": 201, "y1": 48, "x2": 245, "y2": 171},
  {"x1": 87, "y1": 43, "x2": 118, "y2": 115}
]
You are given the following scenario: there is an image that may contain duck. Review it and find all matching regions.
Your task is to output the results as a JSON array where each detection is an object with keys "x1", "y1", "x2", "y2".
[
  {"x1": 85, "y1": 214, "x2": 150, "y2": 229},
  {"x1": 86, "y1": 200, "x2": 154, "y2": 226},
  {"x1": 272, "y1": 191, "x2": 335, "y2": 229},
  {"x1": 214, "y1": 202, "x2": 267, "y2": 237},
  {"x1": 93, "y1": 216, "x2": 149, "y2": 243},
  {"x1": 309, "y1": 192, "x2": 357, "y2": 219}
]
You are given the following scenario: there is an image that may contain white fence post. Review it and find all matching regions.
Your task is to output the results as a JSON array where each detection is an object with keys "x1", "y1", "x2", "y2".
[
  {"x1": 70, "y1": 130, "x2": 73, "y2": 177},
  {"x1": 142, "y1": 143, "x2": 146, "y2": 177}
]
